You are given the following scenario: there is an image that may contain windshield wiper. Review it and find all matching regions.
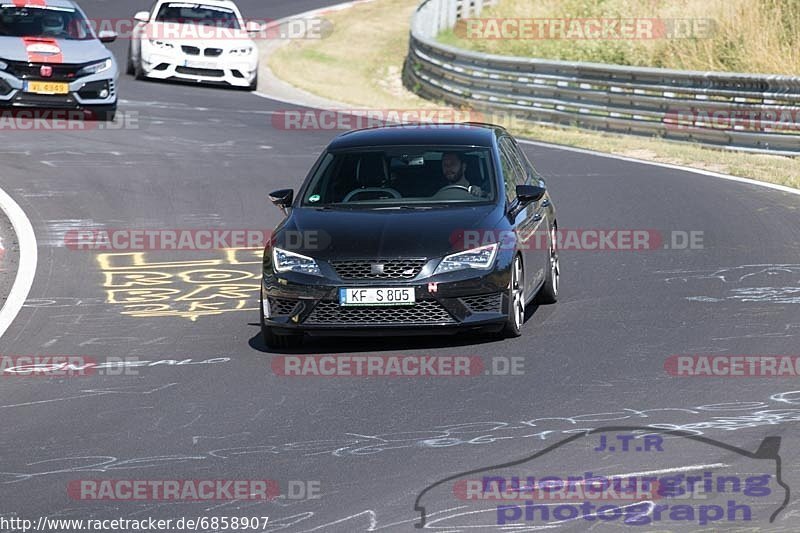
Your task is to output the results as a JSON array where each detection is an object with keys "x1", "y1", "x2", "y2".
[
  {"x1": 371, "y1": 205, "x2": 437, "y2": 210},
  {"x1": 314, "y1": 205, "x2": 359, "y2": 210},
  {"x1": 314, "y1": 204, "x2": 443, "y2": 211}
]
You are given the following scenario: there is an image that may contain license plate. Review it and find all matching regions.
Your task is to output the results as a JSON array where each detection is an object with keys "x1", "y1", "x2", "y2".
[
  {"x1": 184, "y1": 59, "x2": 217, "y2": 69},
  {"x1": 25, "y1": 81, "x2": 69, "y2": 95},
  {"x1": 339, "y1": 287, "x2": 416, "y2": 306}
]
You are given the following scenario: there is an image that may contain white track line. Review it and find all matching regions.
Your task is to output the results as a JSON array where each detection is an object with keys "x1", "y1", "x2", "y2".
[{"x1": 0, "y1": 187, "x2": 37, "y2": 340}]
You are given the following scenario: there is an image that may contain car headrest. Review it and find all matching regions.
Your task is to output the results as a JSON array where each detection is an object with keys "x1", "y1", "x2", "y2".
[
  {"x1": 462, "y1": 154, "x2": 483, "y2": 186},
  {"x1": 357, "y1": 154, "x2": 387, "y2": 187}
]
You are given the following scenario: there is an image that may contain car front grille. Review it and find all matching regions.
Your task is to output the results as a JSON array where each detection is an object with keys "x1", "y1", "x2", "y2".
[
  {"x1": 11, "y1": 92, "x2": 78, "y2": 108},
  {"x1": 181, "y1": 46, "x2": 223, "y2": 57},
  {"x1": 268, "y1": 297, "x2": 298, "y2": 316},
  {"x1": 305, "y1": 300, "x2": 456, "y2": 325},
  {"x1": 4, "y1": 61, "x2": 84, "y2": 81},
  {"x1": 175, "y1": 66, "x2": 225, "y2": 77},
  {"x1": 461, "y1": 293, "x2": 503, "y2": 313},
  {"x1": 332, "y1": 259, "x2": 426, "y2": 280}
]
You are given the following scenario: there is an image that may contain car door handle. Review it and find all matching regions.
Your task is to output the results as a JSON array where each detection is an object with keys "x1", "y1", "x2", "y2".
[
  {"x1": 541, "y1": 199, "x2": 551, "y2": 207},
  {"x1": 533, "y1": 213, "x2": 543, "y2": 222}
]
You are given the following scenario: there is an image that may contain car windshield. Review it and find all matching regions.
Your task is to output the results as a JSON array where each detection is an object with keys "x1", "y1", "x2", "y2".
[
  {"x1": 301, "y1": 146, "x2": 497, "y2": 208},
  {"x1": 0, "y1": 6, "x2": 94, "y2": 40},
  {"x1": 155, "y1": 2, "x2": 241, "y2": 29}
]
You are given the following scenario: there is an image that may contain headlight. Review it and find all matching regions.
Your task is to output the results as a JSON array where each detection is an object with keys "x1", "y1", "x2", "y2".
[
  {"x1": 272, "y1": 247, "x2": 321, "y2": 276},
  {"x1": 78, "y1": 58, "x2": 112, "y2": 76},
  {"x1": 0, "y1": 60, "x2": 7, "y2": 71},
  {"x1": 229, "y1": 46, "x2": 254, "y2": 55},
  {"x1": 434, "y1": 243, "x2": 498, "y2": 275},
  {"x1": 148, "y1": 39, "x2": 175, "y2": 49}
]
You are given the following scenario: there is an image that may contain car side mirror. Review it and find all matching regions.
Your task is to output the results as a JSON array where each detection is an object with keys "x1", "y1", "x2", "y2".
[
  {"x1": 98, "y1": 30, "x2": 117, "y2": 43},
  {"x1": 516, "y1": 184, "x2": 546, "y2": 204},
  {"x1": 134, "y1": 11, "x2": 150, "y2": 23},
  {"x1": 245, "y1": 20, "x2": 264, "y2": 33},
  {"x1": 269, "y1": 189, "x2": 294, "y2": 213}
]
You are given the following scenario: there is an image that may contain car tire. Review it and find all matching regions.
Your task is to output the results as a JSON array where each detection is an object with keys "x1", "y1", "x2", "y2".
[
  {"x1": 126, "y1": 44, "x2": 136, "y2": 76},
  {"x1": 260, "y1": 293, "x2": 304, "y2": 350},
  {"x1": 85, "y1": 105, "x2": 116, "y2": 121},
  {"x1": 501, "y1": 255, "x2": 525, "y2": 338},
  {"x1": 535, "y1": 224, "x2": 559, "y2": 304},
  {"x1": 133, "y1": 53, "x2": 146, "y2": 81}
]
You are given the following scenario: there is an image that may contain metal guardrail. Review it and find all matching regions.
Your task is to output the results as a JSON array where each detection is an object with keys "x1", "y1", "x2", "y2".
[{"x1": 403, "y1": 0, "x2": 800, "y2": 155}]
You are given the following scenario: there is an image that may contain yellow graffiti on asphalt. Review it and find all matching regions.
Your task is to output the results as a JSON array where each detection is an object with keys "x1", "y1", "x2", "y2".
[{"x1": 97, "y1": 248, "x2": 262, "y2": 321}]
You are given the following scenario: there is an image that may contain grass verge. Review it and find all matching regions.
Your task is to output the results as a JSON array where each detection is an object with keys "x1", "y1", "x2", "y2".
[{"x1": 268, "y1": 0, "x2": 800, "y2": 189}]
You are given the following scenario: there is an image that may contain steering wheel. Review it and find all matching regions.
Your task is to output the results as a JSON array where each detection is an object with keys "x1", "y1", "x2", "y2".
[
  {"x1": 342, "y1": 187, "x2": 402, "y2": 202},
  {"x1": 438, "y1": 185, "x2": 471, "y2": 193}
]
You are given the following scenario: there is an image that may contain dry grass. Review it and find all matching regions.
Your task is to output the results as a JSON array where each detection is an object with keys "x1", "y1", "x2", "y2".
[
  {"x1": 270, "y1": 0, "x2": 427, "y2": 109},
  {"x1": 440, "y1": 0, "x2": 800, "y2": 74},
  {"x1": 267, "y1": 0, "x2": 800, "y2": 189}
]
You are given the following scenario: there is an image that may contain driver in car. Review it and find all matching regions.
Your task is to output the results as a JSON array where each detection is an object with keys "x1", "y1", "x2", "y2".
[
  {"x1": 439, "y1": 152, "x2": 484, "y2": 197},
  {"x1": 40, "y1": 13, "x2": 66, "y2": 37}
]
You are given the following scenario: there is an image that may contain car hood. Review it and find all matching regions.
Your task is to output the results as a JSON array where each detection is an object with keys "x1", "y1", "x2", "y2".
[
  {"x1": 281, "y1": 204, "x2": 502, "y2": 261},
  {"x1": 0, "y1": 36, "x2": 110, "y2": 63}
]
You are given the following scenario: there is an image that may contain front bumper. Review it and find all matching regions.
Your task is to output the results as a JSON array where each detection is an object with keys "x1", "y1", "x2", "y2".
[
  {"x1": 261, "y1": 257, "x2": 513, "y2": 336},
  {"x1": 0, "y1": 69, "x2": 117, "y2": 110},
  {"x1": 141, "y1": 49, "x2": 257, "y2": 87}
]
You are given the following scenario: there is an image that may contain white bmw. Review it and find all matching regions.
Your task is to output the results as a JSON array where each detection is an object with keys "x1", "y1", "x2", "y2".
[{"x1": 127, "y1": 0, "x2": 261, "y2": 90}]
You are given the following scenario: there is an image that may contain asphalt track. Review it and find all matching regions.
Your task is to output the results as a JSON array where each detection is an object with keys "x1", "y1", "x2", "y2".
[{"x1": 1, "y1": 1, "x2": 800, "y2": 531}]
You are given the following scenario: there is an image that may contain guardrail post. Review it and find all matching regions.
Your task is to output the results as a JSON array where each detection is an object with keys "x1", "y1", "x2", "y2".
[
  {"x1": 446, "y1": 0, "x2": 458, "y2": 28},
  {"x1": 459, "y1": 0, "x2": 471, "y2": 18}
]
